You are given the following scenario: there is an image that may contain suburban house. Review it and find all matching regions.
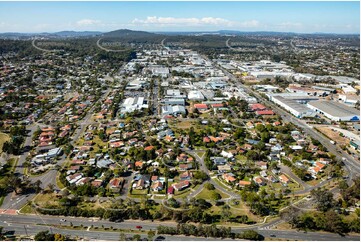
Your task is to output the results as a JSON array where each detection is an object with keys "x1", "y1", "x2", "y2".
[
  {"x1": 180, "y1": 171, "x2": 193, "y2": 180},
  {"x1": 172, "y1": 180, "x2": 190, "y2": 191},
  {"x1": 253, "y1": 176, "x2": 265, "y2": 186},
  {"x1": 222, "y1": 173, "x2": 236, "y2": 183},
  {"x1": 179, "y1": 163, "x2": 193, "y2": 171},
  {"x1": 109, "y1": 178, "x2": 124, "y2": 192},
  {"x1": 279, "y1": 174, "x2": 290, "y2": 184},
  {"x1": 194, "y1": 103, "x2": 208, "y2": 112},
  {"x1": 151, "y1": 181, "x2": 164, "y2": 192},
  {"x1": 238, "y1": 180, "x2": 251, "y2": 188}
]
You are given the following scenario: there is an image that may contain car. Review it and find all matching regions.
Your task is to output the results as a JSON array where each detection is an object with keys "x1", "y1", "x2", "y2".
[
  {"x1": 155, "y1": 236, "x2": 165, "y2": 241},
  {"x1": 136, "y1": 226, "x2": 142, "y2": 229},
  {"x1": 270, "y1": 234, "x2": 276, "y2": 237},
  {"x1": 60, "y1": 219, "x2": 66, "y2": 222}
]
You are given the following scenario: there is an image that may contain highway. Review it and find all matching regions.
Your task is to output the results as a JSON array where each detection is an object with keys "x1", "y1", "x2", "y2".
[{"x1": 1, "y1": 213, "x2": 359, "y2": 241}]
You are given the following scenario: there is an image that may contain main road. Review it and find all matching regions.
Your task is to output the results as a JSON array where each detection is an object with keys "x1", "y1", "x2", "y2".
[{"x1": 1, "y1": 213, "x2": 359, "y2": 241}]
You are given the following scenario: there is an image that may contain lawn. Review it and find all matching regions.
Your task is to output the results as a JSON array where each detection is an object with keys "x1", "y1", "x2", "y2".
[
  {"x1": 213, "y1": 178, "x2": 233, "y2": 191},
  {"x1": 235, "y1": 155, "x2": 247, "y2": 162},
  {"x1": 0, "y1": 196, "x2": 4, "y2": 207},
  {"x1": 195, "y1": 187, "x2": 230, "y2": 200},
  {"x1": 129, "y1": 188, "x2": 149, "y2": 198},
  {"x1": 194, "y1": 150, "x2": 205, "y2": 158},
  {"x1": 171, "y1": 120, "x2": 196, "y2": 129},
  {"x1": 34, "y1": 193, "x2": 61, "y2": 207},
  {"x1": 0, "y1": 132, "x2": 10, "y2": 154},
  {"x1": 56, "y1": 173, "x2": 66, "y2": 189},
  {"x1": 173, "y1": 184, "x2": 201, "y2": 199},
  {"x1": 226, "y1": 200, "x2": 262, "y2": 222},
  {"x1": 19, "y1": 204, "x2": 35, "y2": 214}
]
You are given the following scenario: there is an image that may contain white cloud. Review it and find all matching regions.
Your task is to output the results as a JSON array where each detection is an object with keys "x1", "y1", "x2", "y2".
[
  {"x1": 276, "y1": 22, "x2": 303, "y2": 29},
  {"x1": 239, "y1": 20, "x2": 260, "y2": 28},
  {"x1": 76, "y1": 19, "x2": 102, "y2": 27},
  {"x1": 133, "y1": 16, "x2": 252, "y2": 28}
]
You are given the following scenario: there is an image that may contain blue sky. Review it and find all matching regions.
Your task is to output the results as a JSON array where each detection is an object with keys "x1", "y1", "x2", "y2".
[{"x1": 0, "y1": 1, "x2": 359, "y2": 34}]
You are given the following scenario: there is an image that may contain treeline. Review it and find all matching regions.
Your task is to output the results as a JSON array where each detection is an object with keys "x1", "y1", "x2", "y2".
[
  {"x1": 36, "y1": 197, "x2": 252, "y2": 225},
  {"x1": 157, "y1": 225, "x2": 264, "y2": 240},
  {"x1": 0, "y1": 38, "x2": 136, "y2": 63},
  {"x1": 1, "y1": 125, "x2": 26, "y2": 155},
  {"x1": 289, "y1": 184, "x2": 360, "y2": 234},
  {"x1": 290, "y1": 210, "x2": 360, "y2": 234},
  {"x1": 34, "y1": 230, "x2": 73, "y2": 241}
]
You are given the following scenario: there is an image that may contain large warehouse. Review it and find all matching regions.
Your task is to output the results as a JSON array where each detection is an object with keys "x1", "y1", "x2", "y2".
[
  {"x1": 307, "y1": 100, "x2": 360, "y2": 122},
  {"x1": 120, "y1": 97, "x2": 148, "y2": 113},
  {"x1": 272, "y1": 96, "x2": 316, "y2": 118}
]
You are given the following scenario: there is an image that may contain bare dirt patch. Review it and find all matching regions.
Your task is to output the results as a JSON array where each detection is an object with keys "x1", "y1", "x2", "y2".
[{"x1": 315, "y1": 125, "x2": 350, "y2": 146}]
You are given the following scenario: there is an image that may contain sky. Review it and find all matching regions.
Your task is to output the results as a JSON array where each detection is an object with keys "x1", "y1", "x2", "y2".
[{"x1": 0, "y1": 1, "x2": 359, "y2": 34}]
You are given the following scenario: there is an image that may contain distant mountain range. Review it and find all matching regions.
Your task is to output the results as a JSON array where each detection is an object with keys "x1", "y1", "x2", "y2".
[
  {"x1": 0, "y1": 31, "x2": 103, "y2": 39},
  {"x1": 0, "y1": 29, "x2": 358, "y2": 39},
  {"x1": 103, "y1": 29, "x2": 157, "y2": 38}
]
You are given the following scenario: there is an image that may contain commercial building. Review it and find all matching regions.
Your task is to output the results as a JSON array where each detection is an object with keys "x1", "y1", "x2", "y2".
[{"x1": 307, "y1": 101, "x2": 360, "y2": 122}]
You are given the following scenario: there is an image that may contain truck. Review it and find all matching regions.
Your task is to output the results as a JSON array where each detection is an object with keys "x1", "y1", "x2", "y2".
[{"x1": 330, "y1": 140, "x2": 336, "y2": 145}]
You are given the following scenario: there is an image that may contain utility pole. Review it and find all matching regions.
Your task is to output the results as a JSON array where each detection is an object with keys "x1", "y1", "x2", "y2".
[{"x1": 24, "y1": 225, "x2": 28, "y2": 237}]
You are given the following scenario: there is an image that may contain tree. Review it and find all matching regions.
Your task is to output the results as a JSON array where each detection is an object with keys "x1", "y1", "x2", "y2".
[
  {"x1": 167, "y1": 198, "x2": 180, "y2": 208},
  {"x1": 34, "y1": 231, "x2": 55, "y2": 241},
  {"x1": 238, "y1": 230, "x2": 264, "y2": 240},
  {"x1": 324, "y1": 210, "x2": 346, "y2": 234},
  {"x1": 132, "y1": 234, "x2": 141, "y2": 241},
  {"x1": 147, "y1": 230, "x2": 155, "y2": 240},
  {"x1": 193, "y1": 171, "x2": 208, "y2": 181},
  {"x1": 54, "y1": 233, "x2": 66, "y2": 241},
  {"x1": 211, "y1": 191, "x2": 221, "y2": 201},
  {"x1": 34, "y1": 180, "x2": 42, "y2": 193},
  {"x1": 46, "y1": 184, "x2": 55, "y2": 193},
  {"x1": 119, "y1": 233, "x2": 126, "y2": 241},
  {"x1": 204, "y1": 183, "x2": 215, "y2": 190},
  {"x1": 221, "y1": 205, "x2": 231, "y2": 222},
  {"x1": 311, "y1": 188, "x2": 335, "y2": 212}
]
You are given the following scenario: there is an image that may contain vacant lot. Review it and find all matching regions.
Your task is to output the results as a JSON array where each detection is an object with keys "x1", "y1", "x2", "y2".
[
  {"x1": 315, "y1": 125, "x2": 350, "y2": 146},
  {"x1": 0, "y1": 132, "x2": 10, "y2": 153},
  {"x1": 172, "y1": 120, "x2": 196, "y2": 129}
]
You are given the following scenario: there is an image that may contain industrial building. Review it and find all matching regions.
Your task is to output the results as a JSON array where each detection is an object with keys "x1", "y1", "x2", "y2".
[
  {"x1": 307, "y1": 101, "x2": 360, "y2": 122},
  {"x1": 188, "y1": 90, "x2": 205, "y2": 100},
  {"x1": 164, "y1": 98, "x2": 185, "y2": 106},
  {"x1": 271, "y1": 96, "x2": 316, "y2": 118},
  {"x1": 120, "y1": 97, "x2": 148, "y2": 113},
  {"x1": 161, "y1": 105, "x2": 186, "y2": 116}
]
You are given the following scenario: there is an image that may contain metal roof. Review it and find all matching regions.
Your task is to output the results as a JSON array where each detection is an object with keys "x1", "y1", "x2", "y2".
[{"x1": 308, "y1": 100, "x2": 359, "y2": 118}]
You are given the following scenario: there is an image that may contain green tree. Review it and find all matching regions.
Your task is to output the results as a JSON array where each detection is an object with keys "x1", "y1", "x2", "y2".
[
  {"x1": 211, "y1": 191, "x2": 221, "y2": 201},
  {"x1": 132, "y1": 234, "x2": 141, "y2": 241},
  {"x1": 147, "y1": 230, "x2": 156, "y2": 240},
  {"x1": 204, "y1": 183, "x2": 215, "y2": 190},
  {"x1": 34, "y1": 231, "x2": 55, "y2": 241},
  {"x1": 311, "y1": 188, "x2": 335, "y2": 212}
]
